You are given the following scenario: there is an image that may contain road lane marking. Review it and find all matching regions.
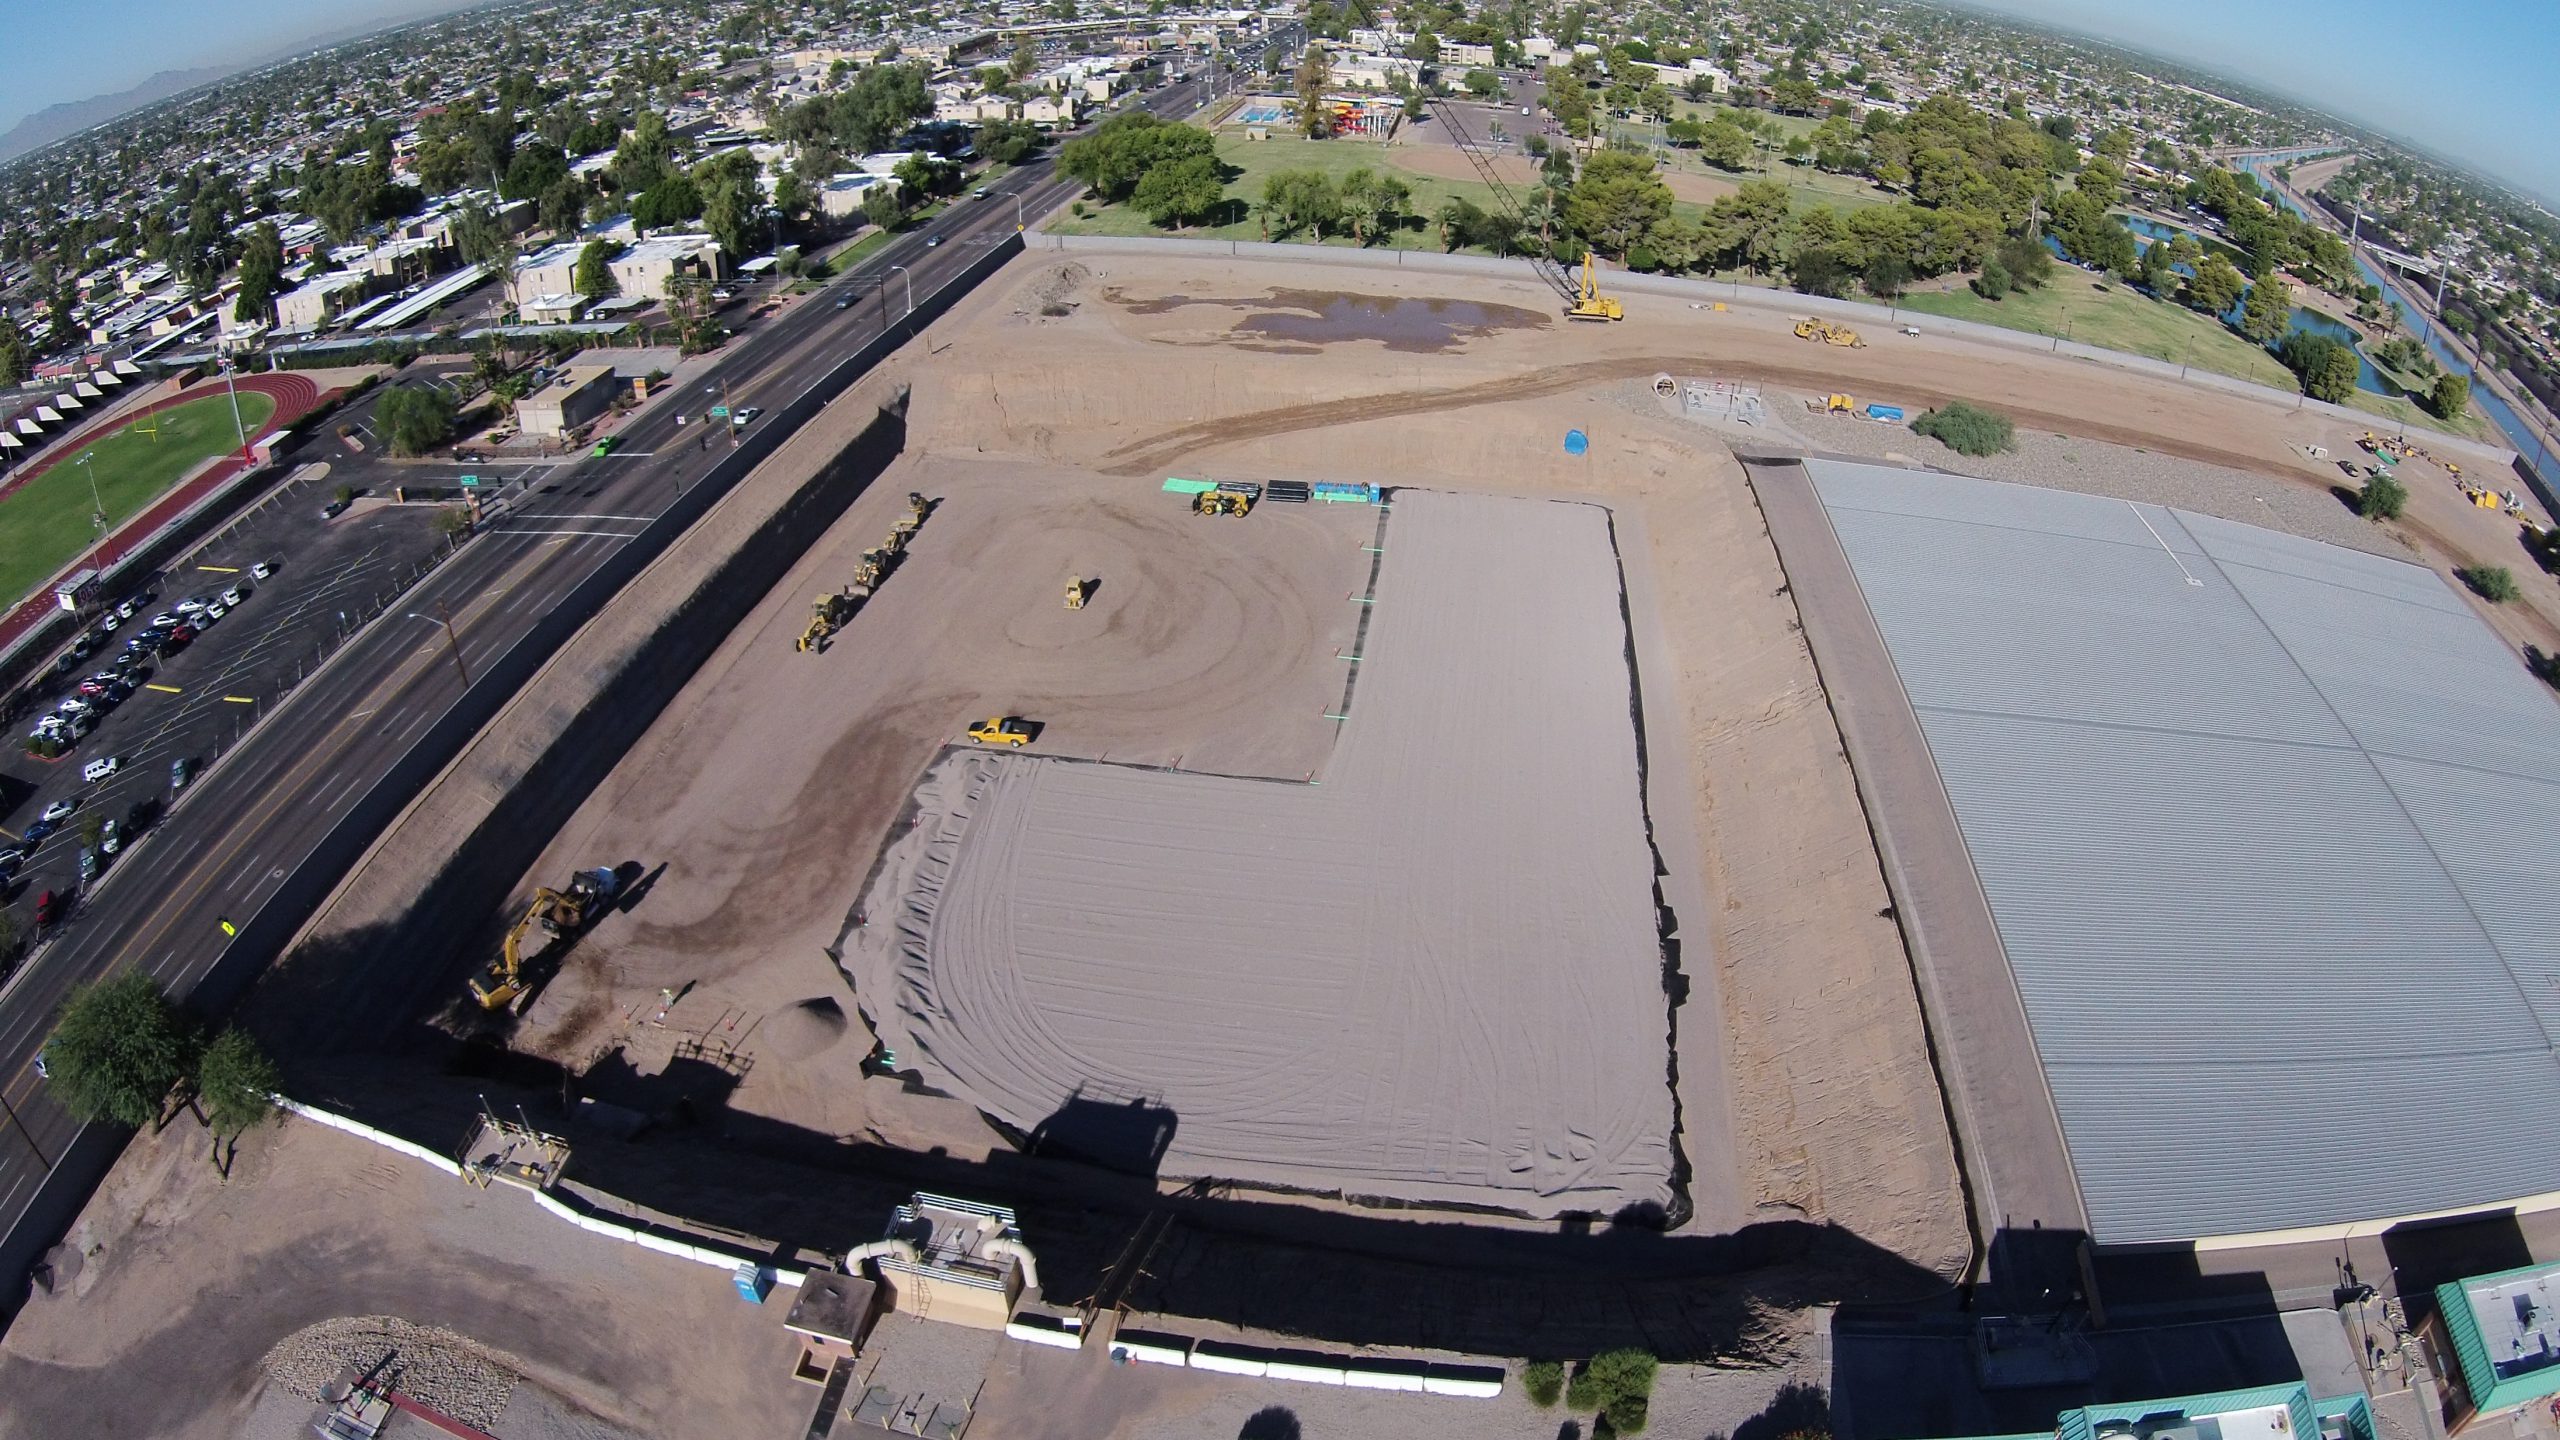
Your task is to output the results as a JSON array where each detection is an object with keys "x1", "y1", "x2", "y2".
[{"x1": 487, "y1": 528, "x2": 644, "y2": 539}]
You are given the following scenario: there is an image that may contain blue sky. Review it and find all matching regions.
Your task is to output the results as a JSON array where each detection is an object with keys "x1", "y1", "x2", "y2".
[
  {"x1": 1955, "y1": 0, "x2": 2560, "y2": 205},
  {"x1": 0, "y1": 0, "x2": 479, "y2": 133}
]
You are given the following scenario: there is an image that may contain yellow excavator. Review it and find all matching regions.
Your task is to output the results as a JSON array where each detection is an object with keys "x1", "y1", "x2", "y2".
[
  {"x1": 472, "y1": 867, "x2": 622, "y2": 1011},
  {"x1": 1568, "y1": 251, "x2": 1624, "y2": 322}
]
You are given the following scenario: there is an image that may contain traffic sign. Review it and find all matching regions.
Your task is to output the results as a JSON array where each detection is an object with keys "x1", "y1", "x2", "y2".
[
  {"x1": 458, "y1": 475, "x2": 480, "y2": 487},
  {"x1": 708, "y1": 406, "x2": 731, "y2": 419}
]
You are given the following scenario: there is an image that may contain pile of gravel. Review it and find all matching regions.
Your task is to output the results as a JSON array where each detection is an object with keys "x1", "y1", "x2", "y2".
[
  {"x1": 767, "y1": 997, "x2": 849, "y2": 1059},
  {"x1": 261, "y1": 1315, "x2": 519, "y2": 1431}
]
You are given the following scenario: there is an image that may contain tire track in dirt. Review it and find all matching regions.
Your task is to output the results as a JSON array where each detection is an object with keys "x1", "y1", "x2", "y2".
[{"x1": 1101, "y1": 355, "x2": 2560, "y2": 653}]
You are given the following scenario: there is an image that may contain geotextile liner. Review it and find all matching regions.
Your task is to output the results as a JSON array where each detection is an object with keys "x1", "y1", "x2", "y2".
[{"x1": 848, "y1": 490, "x2": 1678, "y2": 1218}]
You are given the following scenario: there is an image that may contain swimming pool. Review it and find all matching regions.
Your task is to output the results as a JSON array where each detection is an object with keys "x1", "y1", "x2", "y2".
[{"x1": 1233, "y1": 101, "x2": 1287, "y2": 125}]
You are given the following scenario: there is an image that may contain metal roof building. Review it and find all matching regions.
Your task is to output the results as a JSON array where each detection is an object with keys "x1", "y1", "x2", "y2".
[{"x1": 1786, "y1": 458, "x2": 2560, "y2": 1246}]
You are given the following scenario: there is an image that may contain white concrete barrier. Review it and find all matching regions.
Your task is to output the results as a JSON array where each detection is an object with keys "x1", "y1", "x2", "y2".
[
  {"x1": 1424, "y1": 1373, "x2": 1506, "y2": 1399},
  {"x1": 1340, "y1": 1367, "x2": 1427, "y2": 1393},
  {"x1": 1263, "y1": 1360, "x2": 1346, "y2": 1386},
  {"x1": 1189, "y1": 1349, "x2": 1271, "y2": 1378},
  {"x1": 1007, "y1": 1321, "x2": 1083, "y2": 1350},
  {"x1": 278, "y1": 1097, "x2": 461, "y2": 1178}
]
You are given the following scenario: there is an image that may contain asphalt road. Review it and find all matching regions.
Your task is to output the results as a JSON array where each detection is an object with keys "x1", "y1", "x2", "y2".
[{"x1": 0, "y1": 68, "x2": 1221, "y2": 1293}]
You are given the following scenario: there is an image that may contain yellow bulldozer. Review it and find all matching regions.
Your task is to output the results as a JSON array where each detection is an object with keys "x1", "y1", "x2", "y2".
[
  {"x1": 1194, "y1": 489, "x2": 1254, "y2": 517},
  {"x1": 472, "y1": 867, "x2": 622, "y2": 1012},
  {"x1": 1568, "y1": 251, "x2": 1624, "y2": 322},
  {"x1": 1065, "y1": 575, "x2": 1088, "y2": 610},
  {"x1": 853, "y1": 548, "x2": 892, "y2": 588},
  {"x1": 1793, "y1": 317, "x2": 1867, "y2": 348}
]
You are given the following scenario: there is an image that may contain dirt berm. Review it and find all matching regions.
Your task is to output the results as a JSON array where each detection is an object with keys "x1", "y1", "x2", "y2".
[{"x1": 243, "y1": 371, "x2": 915, "y2": 1057}]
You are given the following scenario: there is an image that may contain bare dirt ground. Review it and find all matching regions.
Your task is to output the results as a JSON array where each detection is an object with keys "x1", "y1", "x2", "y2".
[
  {"x1": 0, "y1": 1114, "x2": 806, "y2": 1440},
  {"x1": 30, "y1": 243, "x2": 2560, "y2": 1432}
]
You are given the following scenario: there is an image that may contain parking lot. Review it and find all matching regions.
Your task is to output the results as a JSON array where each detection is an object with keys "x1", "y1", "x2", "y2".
[{"x1": 0, "y1": 463, "x2": 445, "y2": 943}]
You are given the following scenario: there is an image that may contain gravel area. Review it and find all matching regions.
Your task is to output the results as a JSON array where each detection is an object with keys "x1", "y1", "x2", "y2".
[
  {"x1": 259, "y1": 1316, "x2": 519, "y2": 1433},
  {"x1": 493, "y1": 1381, "x2": 652, "y2": 1440}
]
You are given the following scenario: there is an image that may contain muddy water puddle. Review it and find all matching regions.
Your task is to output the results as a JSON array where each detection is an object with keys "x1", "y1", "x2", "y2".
[{"x1": 1113, "y1": 287, "x2": 1550, "y2": 352}]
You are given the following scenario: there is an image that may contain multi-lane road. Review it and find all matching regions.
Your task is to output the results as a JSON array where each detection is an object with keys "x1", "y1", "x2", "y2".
[{"x1": 0, "y1": 67, "x2": 1226, "y2": 1305}]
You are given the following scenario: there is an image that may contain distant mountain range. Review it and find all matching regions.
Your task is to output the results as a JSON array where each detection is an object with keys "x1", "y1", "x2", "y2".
[
  {"x1": 0, "y1": 67, "x2": 236, "y2": 163},
  {"x1": 0, "y1": 0, "x2": 495, "y2": 165}
]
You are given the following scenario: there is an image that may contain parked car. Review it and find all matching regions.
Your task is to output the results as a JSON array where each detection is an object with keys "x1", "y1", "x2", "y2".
[
  {"x1": 76, "y1": 678, "x2": 109, "y2": 698},
  {"x1": 201, "y1": 602, "x2": 228, "y2": 623},
  {"x1": 250, "y1": 560, "x2": 276, "y2": 580},
  {"x1": 41, "y1": 799, "x2": 75, "y2": 824},
  {"x1": 76, "y1": 847, "x2": 98, "y2": 884},
  {"x1": 320, "y1": 497, "x2": 351, "y2": 520},
  {"x1": 23, "y1": 818, "x2": 56, "y2": 844},
  {"x1": 149, "y1": 611, "x2": 183, "y2": 629},
  {"x1": 170, "y1": 757, "x2": 195, "y2": 791},
  {"x1": 0, "y1": 846, "x2": 26, "y2": 870},
  {"x1": 173, "y1": 596, "x2": 211, "y2": 616},
  {"x1": 33, "y1": 890, "x2": 66, "y2": 926},
  {"x1": 114, "y1": 599, "x2": 139, "y2": 621},
  {"x1": 98, "y1": 819, "x2": 121, "y2": 856},
  {"x1": 56, "y1": 696, "x2": 94, "y2": 717},
  {"x1": 124, "y1": 797, "x2": 160, "y2": 832},
  {"x1": 81, "y1": 756, "x2": 120, "y2": 784},
  {"x1": 218, "y1": 584, "x2": 248, "y2": 607}
]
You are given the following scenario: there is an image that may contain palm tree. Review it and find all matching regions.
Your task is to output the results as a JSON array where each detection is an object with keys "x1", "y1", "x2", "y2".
[
  {"x1": 1519, "y1": 191, "x2": 1557, "y2": 257},
  {"x1": 1437, "y1": 198, "x2": 1468, "y2": 250}
]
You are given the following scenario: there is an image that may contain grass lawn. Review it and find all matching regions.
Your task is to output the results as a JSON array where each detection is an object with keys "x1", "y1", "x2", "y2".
[
  {"x1": 1890, "y1": 274, "x2": 2495, "y2": 439},
  {"x1": 1050, "y1": 132, "x2": 1740, "y2": 252},
  {"x1": 0, "y1": 391, "x2": 276, "y2": 605}
]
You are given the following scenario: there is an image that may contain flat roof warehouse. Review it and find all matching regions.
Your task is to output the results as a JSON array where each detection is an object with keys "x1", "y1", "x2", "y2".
[{"x1": 1759, "y1": 457, "x2": 2560, "y2": 1247}]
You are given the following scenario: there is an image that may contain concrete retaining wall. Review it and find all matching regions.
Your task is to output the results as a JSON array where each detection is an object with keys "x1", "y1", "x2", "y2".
[{"x1": 1025, "y1": 231, "x2": 2518, "y2": 468}]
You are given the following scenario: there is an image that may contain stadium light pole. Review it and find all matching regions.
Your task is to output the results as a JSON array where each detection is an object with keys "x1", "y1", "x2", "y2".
[
  {"x1": 218, "y1": 358, "x2": 250, "y2": 463},
  {"x1": 76, "y1": 454, "x2": 104, "y2": 532}
]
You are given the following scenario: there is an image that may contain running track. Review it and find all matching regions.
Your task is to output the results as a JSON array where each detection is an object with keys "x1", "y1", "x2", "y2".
[{"x1": 0, "y1": 373, "x2": 331, "y2": 663}]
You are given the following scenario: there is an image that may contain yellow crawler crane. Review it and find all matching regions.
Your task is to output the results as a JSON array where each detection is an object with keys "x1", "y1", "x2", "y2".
[{"x1": 1567, "y1": 251, "x2": 1624, "y2": 322}]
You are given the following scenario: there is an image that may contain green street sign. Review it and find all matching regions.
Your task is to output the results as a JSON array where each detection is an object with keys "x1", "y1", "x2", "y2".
[
  {"x1": 709, "y1": 405, "x2": 731, "y2": 418},
  {"x1": 458, "y1": 475, "x2": 481, "y2": 487}
]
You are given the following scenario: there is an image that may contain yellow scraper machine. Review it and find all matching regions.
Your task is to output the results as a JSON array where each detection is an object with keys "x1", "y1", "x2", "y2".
[
  {"x1": 797, "y1": 493, "x2": 931, "y2": 651},
  {"x1": 1568, "y1": 251, "x2": 1624, "y2": 322}
]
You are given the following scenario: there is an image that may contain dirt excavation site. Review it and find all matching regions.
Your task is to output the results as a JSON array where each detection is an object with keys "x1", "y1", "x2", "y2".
[{"x1": 22, "y1": 244, "x2": 2560, "y2": 1437}]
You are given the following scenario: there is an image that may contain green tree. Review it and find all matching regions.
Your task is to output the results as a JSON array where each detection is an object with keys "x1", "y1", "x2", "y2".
[
  {"x1": 501, "y1": 143, "x2": 569, "y2": 203},
  {"x1": 1997, "y1": 235, "x2": 2054, "y2": 291},
  {"x1": 573, "y1": 238, "x2": 618, "y2": 298},
  {"x1": 232, "y1": 221, "x2": 285, "y2": 326},
  {"x1": 1566, "y1": 1348, "x2": 1660, "y2": 1434},
  {"x1": 2186, "y1": 252, "x2": 2247, "y2": 317},
  {"x1": 375, "y1": 384, "x2": 458, "y2": 456},
  {"x1": 2239, "y1": 277, "x2": 2293, "y2": 345},
  {"x1": 47, "y1": 971, "x2": 198, "y2": 1130},
  {"x1": 194, "y1": 1026, "x2": 280, "y2": 1172},
  {"x1": 2430, "y1": 373, "x2": 2471, "y2": 420},
  {"x1": 1696, "y1": 119, "x2": 1754, "y2": 171},
  {"x1": 2458, "y1": 565, "x2": 2520, "y2": 603},
  {"x1": 1523, "y1": 1359, "x2": 1565, "y2": 1408},
  {"x1": 1463, "y1": 69, "x2": 1502, "y2": 99},
  {"x1": 631, "y1": 172, "x2": 705, "y2": 229},
  {"x1": 1332, "y1": 167, "x2": 1411, "y2": 246},
  {"x1": 2276, "y1": 331, "x2": 2358, "y2": 403},
  {"x1": 1296, "y1": 44, "x2": 1335, "y2": 138},
  {"x1": 1912, "y1": 401, "x2": 2016, "y2": 456},
  {"x1": 695, "y1": 151, "x2": 765, "y2": 255},
  {"x1": 1059, "y1": 111, "x2": 1214, "y2": 202},
  {"x1": 1564, "y1": 150, "x2": 1672, "y2": 259},
  {"x1": 1706, "y1": 179, "x2": 1792, "y2": 275},
  {"x1": 2358, "y1": 473, "x2": 2407, "y2": 520},
  {"x1": 1972, "y1": 258, "x2": 2011, "y2": 299},
  {"x1": 1132, "y1": 153, "x2": 1226, "y2": 230},
  {"x1": 1865, "y1": 253, "x2": 1911, "y2": 299},
  {"x1": 0, "y1": 316, "x2": 25, "y2": 386}
]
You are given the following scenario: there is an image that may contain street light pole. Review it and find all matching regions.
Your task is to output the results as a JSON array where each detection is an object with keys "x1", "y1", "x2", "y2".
[
  {"x1": 0, "y1": 1090, "x2": 48, "y2": 1169},
  {"x1": 1011, "y1": 193, "x2": 1025, "y2": 232},
  {"x1": 890, "y1": 265, "x2": 915, "y2": 316},
  {"x1": 409, "y1": 606, "x2": 471, "y2": 689}
]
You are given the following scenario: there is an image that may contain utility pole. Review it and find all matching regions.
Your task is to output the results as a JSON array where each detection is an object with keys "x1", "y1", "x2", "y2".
[{"x1": 0, "y1": 1090, "x2": 48, "y2": 1169}]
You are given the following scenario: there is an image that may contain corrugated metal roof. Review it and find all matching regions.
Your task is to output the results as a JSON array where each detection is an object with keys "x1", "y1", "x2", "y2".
[{"x1": 1807, "y1": 459, "x2": 2560, "y2": 1243}]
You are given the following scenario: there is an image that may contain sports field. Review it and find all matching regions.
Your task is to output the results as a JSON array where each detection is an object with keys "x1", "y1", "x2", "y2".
[{"x1": 0, "y1": 391, "x2": 276, "y2": 605}]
